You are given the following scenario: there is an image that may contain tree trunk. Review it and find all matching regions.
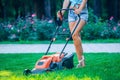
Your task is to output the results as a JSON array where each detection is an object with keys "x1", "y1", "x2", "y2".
[
  {"x1": 0, "y1": 0, "x2": 4, "y2": 19},
  {"x1": 93, "y1": 0, "x2": 102, "y2": 17},
  {"x1": 114, "y1": 0, "x2": 120, "y2": 21},
  {"x1": 34, "y1": 0, "x2": 44, "y2": 19},
  {"x1": 2, "y1": 0, "x2": 7, "y2": 20},
  {"x1": 44, "y1": 0, "x2": 51, "y2": 19},
  {"x1": 114, "y1": 0, "x2": 118, "y2": 21},
  {"x1": 51, "y1": 0, "x2": 56, "y2": 20},
  {"x1": 118, "y1": 0, "x2": 120, "y2": 21},
  {"x1": 107, "y1": 0, "x2": 120, "y2": 21}
]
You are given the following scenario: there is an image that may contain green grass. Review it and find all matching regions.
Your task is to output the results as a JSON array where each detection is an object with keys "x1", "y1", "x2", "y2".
[
  {"x1": 0, "y1": 39, "x2": 120, "y2": 44},
  {"x1": 0, "y1": 53, "x2": 120, "y2": 80}
]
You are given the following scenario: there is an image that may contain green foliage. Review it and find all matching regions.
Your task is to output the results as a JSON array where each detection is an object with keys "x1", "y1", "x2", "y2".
[
  {"x1": 0, "y1": 0, "x2": 120, "y2": 41},
  {"x1": 100, "y1": 19, "x2": 120, "y2": 39},
  {"x1": 0, "y1": 8, "x2": 120, "y2": 41},
  {"x1": 36, "y1": 21, "x2": 55, "y2": 40},
  {"x1": 0, "y1": 14, "x2": 56, "y2": 41},
  {"x1": 81, "y1": 9, "x2": 120, "y2": 40},
  {"x1": 81, "y1": 21, "x2": 105, "y2": 40},
  {"x1": 0, "y1": 23, "x2": 9, "y2": 41}
]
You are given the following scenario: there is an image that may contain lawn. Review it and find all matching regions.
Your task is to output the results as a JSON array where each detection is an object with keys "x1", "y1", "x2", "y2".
[
  {"x1": 0, "y1": 53, "x2": 120, "y2": 80},
  {"x1": 0, "y1": 39, "x2": 120, "y2": 44}
]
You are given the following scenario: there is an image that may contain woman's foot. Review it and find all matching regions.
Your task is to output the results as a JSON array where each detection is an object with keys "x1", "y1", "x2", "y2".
[{"x1": 76, "y1": 56, "x2": 85, "y2": 68}]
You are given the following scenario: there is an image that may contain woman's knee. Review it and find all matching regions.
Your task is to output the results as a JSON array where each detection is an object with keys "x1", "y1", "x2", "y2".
[{"x1": 72, "y1": 33, "x2": 79, "y2": 41}]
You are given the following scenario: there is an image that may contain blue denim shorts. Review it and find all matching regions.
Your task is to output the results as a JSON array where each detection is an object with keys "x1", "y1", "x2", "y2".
[{"x1": 68, "y1": 8, "x2": 88, "y2": 22}]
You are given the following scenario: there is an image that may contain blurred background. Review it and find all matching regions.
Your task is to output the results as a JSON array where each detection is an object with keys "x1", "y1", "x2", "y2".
[{"x1": 0, "y1": 0, "x2": 120, "y2": 41}]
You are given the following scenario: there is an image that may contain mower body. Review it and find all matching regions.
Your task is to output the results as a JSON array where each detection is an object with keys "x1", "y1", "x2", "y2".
[{"x1": 23, "y1": 52, "x2": 74, "y2": 75}]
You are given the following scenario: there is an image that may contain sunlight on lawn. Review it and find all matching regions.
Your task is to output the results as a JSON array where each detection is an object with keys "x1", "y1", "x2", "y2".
[
  {"x1": 0, "y1": 71, "x2": 101, "y2": 80},
  {"x1": 63, "y1": 75, "x2": 101, "y2": 80},
  {"x1": 0, "y1": 70, "x2": 12, "y2": 77}
]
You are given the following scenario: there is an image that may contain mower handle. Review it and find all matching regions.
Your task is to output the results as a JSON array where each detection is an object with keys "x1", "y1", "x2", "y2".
[
  {"x1": 59, "y1": 8, "x2": 74, "y2": 12},
  {"x1": 59, "y1": 8, "x2": 80, "y2": 18},
  {"x1": 59, "y1": 9, "x2": 81, "y2": 57},
  {"x1": 59, "y1": 9, "x2": 73, "y2": 20},
  {"x1": 57, "y1": 8, "x2": 80, "y2": 26}
]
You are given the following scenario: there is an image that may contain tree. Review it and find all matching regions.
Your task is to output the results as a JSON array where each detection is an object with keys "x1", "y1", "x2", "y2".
[
  {"x1": 44, "y1": 0, "x2": 51, "y2": 19},
  {"x1": 106, "y1": 0, "x2": 120, "y2": 21},
  {"x1": 33, "y1": 0, "x2": 44, "y2": 19},
  {"x1": 51, "y1": 0, "x2": 57, "y2": 19},
  {"x1": 0, "y1": 0, "x2": 119, "y2": 21},
  {"x1": 93, "y1": 0, "x2": 102, "y2": 17},
  {"x1": 0, "y1": 0, "x2": 4, "y2": 19}
]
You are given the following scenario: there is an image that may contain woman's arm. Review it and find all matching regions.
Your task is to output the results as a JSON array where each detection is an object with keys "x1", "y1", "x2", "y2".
[
  {"x1": 57, "y1": 0, "x2": 70, "y2": 19},
  {"x1": 62, "y1": 0, "x2": 70, "y2": 14},
  {"x1": 74, "y1": 0, "x2": 87, "y2": 14}
]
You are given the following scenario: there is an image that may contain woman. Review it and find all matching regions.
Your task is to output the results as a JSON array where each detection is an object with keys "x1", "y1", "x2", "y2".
[{"x1": 57, "y1": 0, "x2": 88, "y2": 68}]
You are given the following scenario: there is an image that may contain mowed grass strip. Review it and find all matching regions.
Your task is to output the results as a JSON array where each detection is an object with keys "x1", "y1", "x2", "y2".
[
  {"x1": 0, "y1": 39, "x2": 120, "y2": 44},
  {"x1": 0, "y1": 53, "x2": 120, "y2": 80}
]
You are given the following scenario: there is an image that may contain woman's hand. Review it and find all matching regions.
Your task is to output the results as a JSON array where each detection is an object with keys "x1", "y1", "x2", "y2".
[
  {"x1": 74, "y1": 8, "x2": 81, "y2": 14},
  {"x1": 57, "y1": 10, "x2": 64, "y2": 20}
]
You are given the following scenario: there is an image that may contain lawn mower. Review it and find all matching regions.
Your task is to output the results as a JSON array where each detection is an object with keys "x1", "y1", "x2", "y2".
[{"x1": 23, "y1": 9, "x2": 81, "y2": 75}]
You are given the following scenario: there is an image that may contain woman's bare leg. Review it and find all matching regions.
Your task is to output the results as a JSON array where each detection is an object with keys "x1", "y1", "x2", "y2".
[{"x1": 69, "y1": 19, "x2": 86, "y2": 67}]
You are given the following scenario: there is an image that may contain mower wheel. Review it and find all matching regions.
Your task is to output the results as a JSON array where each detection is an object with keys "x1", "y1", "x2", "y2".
[
  {"x1": 50, "y1": 62, "x2": 57, "y2": 69},
  {"x1": 23, "y1": 69, "x2": 31, "y2": 76}
]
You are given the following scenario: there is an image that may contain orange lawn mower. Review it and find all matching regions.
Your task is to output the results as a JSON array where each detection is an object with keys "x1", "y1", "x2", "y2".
[{"x1": 23, "y1": 9, "x2": 81, "y2": 75}]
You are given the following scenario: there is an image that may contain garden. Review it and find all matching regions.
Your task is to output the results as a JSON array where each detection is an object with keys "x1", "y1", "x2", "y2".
[
  {"x1": 0, "y1": 11, "x2": 120, "y2": 42},
  {"x1": 0, "y1": 0, "x2": 120, "y2": 80}
]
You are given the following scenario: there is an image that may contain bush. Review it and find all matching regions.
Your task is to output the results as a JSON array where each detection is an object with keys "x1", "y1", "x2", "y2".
[
  {"x1": 81, "y1": 19, "x2": 120, "y2": 40},
  {"x1": 0, "y1": 14, "x2": 56, "y2": 41},
  {"x1": 0, "y1": 13, "x2": 120, "y2": 41},
  {"x1": 0, "y1": 23, "x2": 9, "y2": 41},
  {"x1": 81, "y1": 9, "x2": 120, "y2": 40},
  {"x1": 36, "y1": 21, "x2": 55, "y2": 40},
  {"x1": 81, "y1": 21, "x2": 105, "y2": 40},
  {"x1": 100, "y1": 18, "x2": 120, "y2": 39}
]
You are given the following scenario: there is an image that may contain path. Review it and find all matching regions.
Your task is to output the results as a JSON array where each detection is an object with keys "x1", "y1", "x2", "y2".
[{"x1": 0, "y1": 43, "x2": 120, "y2": 53}]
